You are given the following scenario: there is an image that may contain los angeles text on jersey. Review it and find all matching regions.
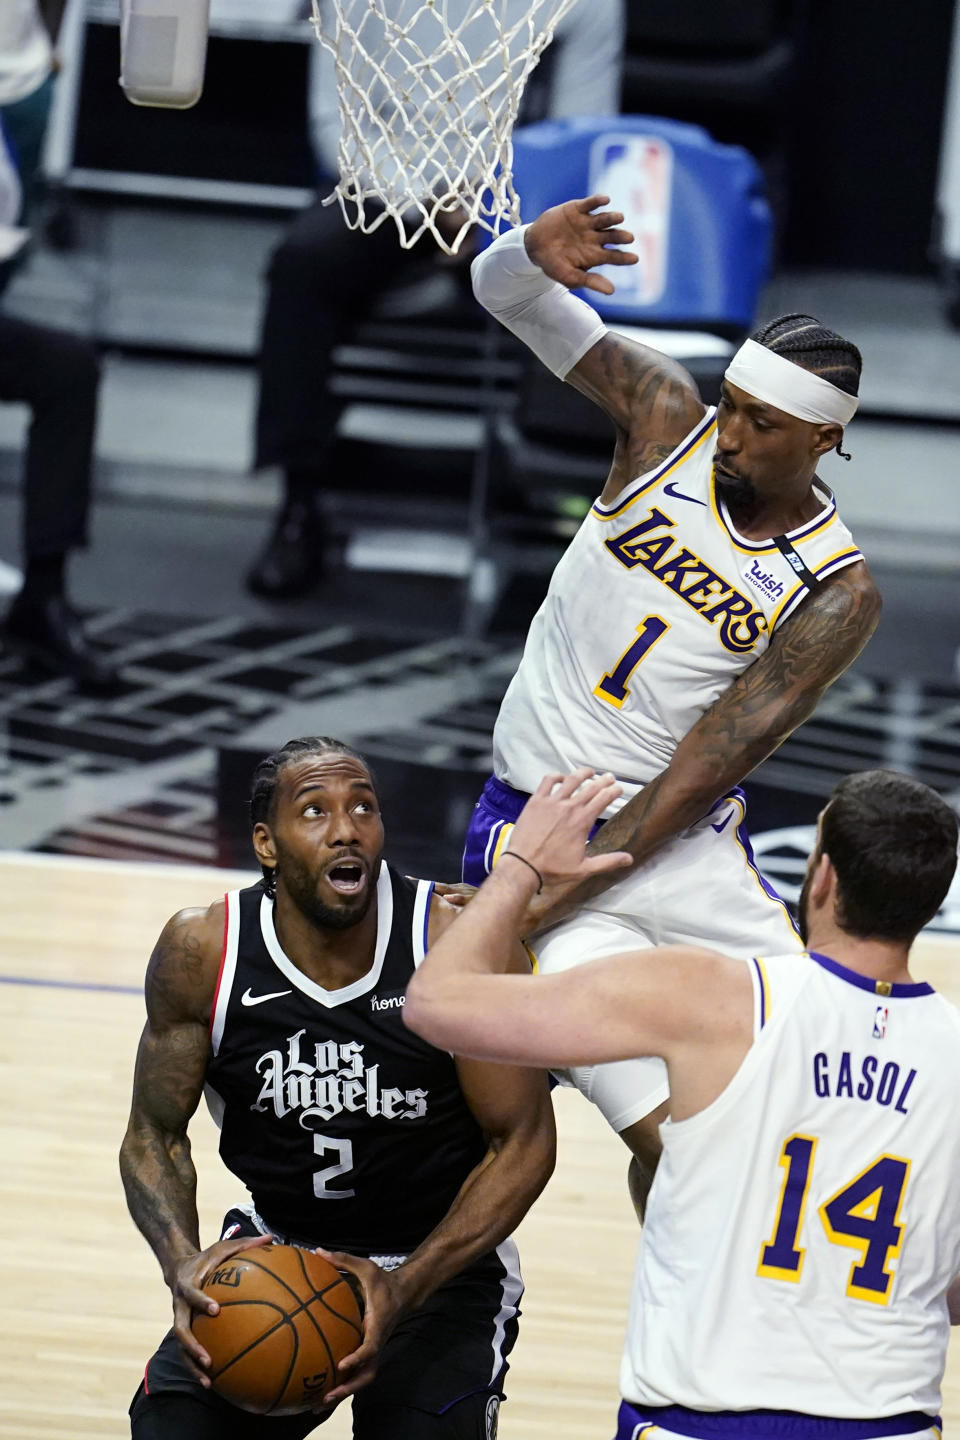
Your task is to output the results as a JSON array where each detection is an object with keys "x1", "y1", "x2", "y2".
[
  {"x1": 604, "y1": 506, "x2": 766, "y2": 654},
  {"x1": 812, "y1": 1050, "x2": 917, "y2": 1113},
  {"x1": 253, "y1": 1028, "x2": 428, "y2": 1123}
]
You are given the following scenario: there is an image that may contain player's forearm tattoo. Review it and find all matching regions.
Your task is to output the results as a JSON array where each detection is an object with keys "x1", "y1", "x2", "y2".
[
  {"x1": 121, "y1": 919, "x2": 214, "y2": 1272},
  {"x1": 688, "y1": 565, "x2": 881, "y2": 776},
  {"x1": 530, "y1": 569, "x2": 881, "y2": 929},
  {"x1": 120, "y1": 1123, "x2": 202, "y2": 1271},
  {"x1": 121, "y1": 1027, "x2": 209, "y2": 1270},
  {"x1": 594, "y1": 567, "x2": 881, "y2": 866}
]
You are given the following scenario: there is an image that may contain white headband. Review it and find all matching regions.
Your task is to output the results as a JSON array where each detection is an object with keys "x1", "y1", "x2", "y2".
[{"x1": 724, "y1": 338, "x2": 859, "y2": 426}]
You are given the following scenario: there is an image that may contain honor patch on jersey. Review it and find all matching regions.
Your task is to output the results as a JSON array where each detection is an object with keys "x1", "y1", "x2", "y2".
[
  {"x1": 370, "y1": 990, "x2": 405, "y2": 1012},
  {"x1": 873, "y1": 1005, "x2": 889, "y2": 1040}
]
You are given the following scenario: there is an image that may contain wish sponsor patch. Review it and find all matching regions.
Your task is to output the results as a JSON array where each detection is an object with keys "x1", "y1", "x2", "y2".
[{"x1": 741, "y1": 557, "x2": 786, "y2": 601}]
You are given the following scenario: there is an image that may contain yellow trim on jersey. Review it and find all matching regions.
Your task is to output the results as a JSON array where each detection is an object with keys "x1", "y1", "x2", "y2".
[
  {"x1": 728, "y1": 795, "x2": 799, "y2": 944},
  {"x1": 769, "y1": 578, "x2": 806, "y2": 629},
  {"x1": 709, "y1": 480, "x2": 840, "y2": 556},
  {"x1": 490, "y1": 821, "x2": 515, "y2": 870},
  {"x1": 768, "y1": 545, "x2": 864, "y2": 629},
  {"x1": 591, "y1": 417, "x2": 718, "y2": 521},
  {"x1": 758, "y1": 1133, "x2": 819, "y2": 1283},
  {"x1": 754, "y1": 955, "x2": 772, "y2": 1030}
]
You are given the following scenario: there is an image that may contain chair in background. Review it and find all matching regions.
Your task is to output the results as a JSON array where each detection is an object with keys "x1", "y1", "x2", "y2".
[
  {"x1": 620, "y1": 0, "x2": 800, "y2": 234},
  {"x1": 464, "y1": 113, "x2": 772, "y2": 635}
]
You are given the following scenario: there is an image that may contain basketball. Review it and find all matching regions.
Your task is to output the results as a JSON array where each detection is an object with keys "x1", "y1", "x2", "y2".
[{"x1": 192, "y1": 1244, "x2": 364, "y2": 1416}]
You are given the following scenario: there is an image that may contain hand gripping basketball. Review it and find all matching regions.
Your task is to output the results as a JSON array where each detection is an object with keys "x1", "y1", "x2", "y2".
[
  {"x1": 171, "y1": 1231, "x2": 276, "y2": 1382},
  {"x1": 309, "y1": 1247, "x2": 412, "y2": 1404},
  {"x1": 190, "y1": 1243, "x2": 364, "y2": 1415}
]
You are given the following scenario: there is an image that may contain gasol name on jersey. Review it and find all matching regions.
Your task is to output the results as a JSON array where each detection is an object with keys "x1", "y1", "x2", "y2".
[
  {"x1": 253, "y1": 1027, "x2": 427, "y2": 1123},
  {"x1": 604, "y1": 506, "x2": 767, "y2": 654},
  {"x1": 812, "y1": 1050, "x2": 917, "y2": 1113}
]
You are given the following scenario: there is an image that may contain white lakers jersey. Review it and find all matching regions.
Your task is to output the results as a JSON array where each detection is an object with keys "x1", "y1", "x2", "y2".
[
  {"x1": 622, "y1": 951, "x2": 960, "y2": 1419},
  {"x1": 493, "y1": 408, "x2": 863, "y2": 807}
]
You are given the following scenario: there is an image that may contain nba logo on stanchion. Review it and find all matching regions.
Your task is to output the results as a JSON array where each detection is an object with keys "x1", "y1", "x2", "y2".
[{"x1": 589, "y1": 134, "x2": 673, "y2": 305}]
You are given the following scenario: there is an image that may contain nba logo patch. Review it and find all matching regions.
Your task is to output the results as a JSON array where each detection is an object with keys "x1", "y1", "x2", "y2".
[
  {"x1": 588, "y1": 134, "x2": 672, "y2": 305},
  {"x1": 873, "y1": 1005, "x2": 888, "y2": 1039}
]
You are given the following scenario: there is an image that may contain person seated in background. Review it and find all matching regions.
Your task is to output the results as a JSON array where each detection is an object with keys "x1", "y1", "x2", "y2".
[
  {"x1": 0, "y1": 0, "x2": 62, "y2": 224},
  {"x1": 247, "y1": 0, "x2": 626, "y2": 599},
  {"x1": 0, "y1": 100, "x2": 116, "y2": 689}
]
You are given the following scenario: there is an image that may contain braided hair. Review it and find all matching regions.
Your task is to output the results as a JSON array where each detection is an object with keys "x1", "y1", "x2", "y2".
[
  {"x1": 751, "y1": 312, "x2": 862, "y2": 459},
  {"x1": 249, "y1": 736, "x2": 378, "y2": 895}
]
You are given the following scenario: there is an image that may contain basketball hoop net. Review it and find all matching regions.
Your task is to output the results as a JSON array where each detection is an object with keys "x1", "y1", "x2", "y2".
[{"x1": 310, "y1": 0, "x2": 580, "y2": 255}]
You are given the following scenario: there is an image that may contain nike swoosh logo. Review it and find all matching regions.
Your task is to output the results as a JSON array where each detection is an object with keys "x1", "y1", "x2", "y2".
[
  {"x1": 663, "y1": 480, "x2": 707, "y2": 506},
  {"x1": 710, "y1": 812, "x2": 733, "y2": 834},
  {"x1": 241, "y1": 987, "x2": 293, "y2": 1007}
]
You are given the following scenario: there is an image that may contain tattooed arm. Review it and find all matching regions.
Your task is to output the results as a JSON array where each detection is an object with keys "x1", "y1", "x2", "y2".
[
  {"x1": 526, "y1": 561, "x2": 882, "y2": 931},
  {"x1": 521, "y1": 197, "x2": 707, "y2": 501},
  {"x1": 119, "y1": 903, "x2": 270, "y2": 1379}
]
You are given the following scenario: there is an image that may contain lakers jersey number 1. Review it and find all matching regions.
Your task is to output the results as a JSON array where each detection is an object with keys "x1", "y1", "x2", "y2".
[{"x1": 493, "y1": 408, "x2": 863, "y2": 806}]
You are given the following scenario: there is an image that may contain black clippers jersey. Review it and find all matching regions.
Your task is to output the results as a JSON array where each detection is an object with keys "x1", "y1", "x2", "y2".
[{"x1": 205, "y1": 865, "x2": 487, "y2": 1254}]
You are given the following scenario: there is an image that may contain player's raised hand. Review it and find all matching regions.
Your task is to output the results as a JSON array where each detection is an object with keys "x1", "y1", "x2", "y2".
[
  {"x1": 524, "y1": 196, "x2": 638, "y2": 295},
  {"x1": 506, "y1": 768, "x2": 632, "y2": 888}
]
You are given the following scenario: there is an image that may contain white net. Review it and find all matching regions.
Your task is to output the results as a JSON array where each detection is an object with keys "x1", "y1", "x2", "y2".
[{"x1": 310, "y1": 0, "x2": 579, "y2": 254}]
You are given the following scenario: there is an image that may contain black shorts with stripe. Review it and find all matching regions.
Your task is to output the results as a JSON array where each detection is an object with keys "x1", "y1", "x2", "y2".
[{"x1": 129, "y1": 1208, "x2": 519, "y2": 1439}]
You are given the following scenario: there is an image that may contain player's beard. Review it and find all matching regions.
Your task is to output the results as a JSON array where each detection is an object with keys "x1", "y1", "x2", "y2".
[
  {"x1": 279, "y1": 850, "x2": 379, "y2": 931},
  {"x1": 714, "y1": 468, "x2": 761, "y2": 524}
]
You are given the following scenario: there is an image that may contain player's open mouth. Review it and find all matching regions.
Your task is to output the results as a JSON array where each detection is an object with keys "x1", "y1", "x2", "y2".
[{"x1": 326, "y1": 861, "x2": 366, "y2": 895}]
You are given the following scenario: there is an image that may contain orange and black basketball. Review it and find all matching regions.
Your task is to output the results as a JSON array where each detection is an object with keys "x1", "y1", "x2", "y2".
[{"x1": 192, "y1": 1244, "x2": 364, "y2": 1416}]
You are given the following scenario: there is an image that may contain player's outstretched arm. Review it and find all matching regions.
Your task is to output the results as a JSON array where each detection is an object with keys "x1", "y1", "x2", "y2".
[
  {"x1": 471, "y1": 196, "x2": 705, "y2": 494},
  {"x1": 119, "y1": 904, "x2": 272, "y2": 1382},
  {"x1": 405, "y1": 771, "x2": 751, "y2": 1080},
  {"x1": 525, "y1": 561, "x2": 882, "y2": 931}
]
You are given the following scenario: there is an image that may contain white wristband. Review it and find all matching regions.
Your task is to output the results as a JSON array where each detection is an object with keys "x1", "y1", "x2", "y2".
[{"x1": 470, "y1": 226, "x2": 606, "y2": 379}]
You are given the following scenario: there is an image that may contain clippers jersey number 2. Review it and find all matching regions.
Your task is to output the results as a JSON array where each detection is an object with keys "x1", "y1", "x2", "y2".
[
  {"x1": 758, "y1": 1134, "x2": 910, "y2": 1304},
  {"x1": 595, "y1": 616, "x2": 669, "y2": 708}
]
